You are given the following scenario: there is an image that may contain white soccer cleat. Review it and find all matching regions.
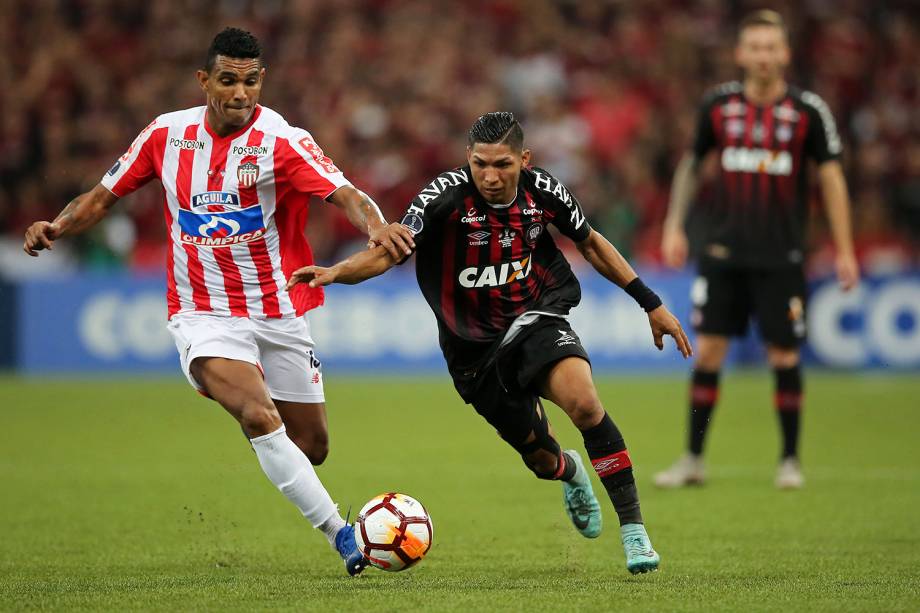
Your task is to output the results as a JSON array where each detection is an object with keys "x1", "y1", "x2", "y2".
[
  {"x1": 775, "y1": 457, "x2": 804, "y2": 489},
  {"x1": 653, "y1": 454, "x2": 705, "y2": 488}
]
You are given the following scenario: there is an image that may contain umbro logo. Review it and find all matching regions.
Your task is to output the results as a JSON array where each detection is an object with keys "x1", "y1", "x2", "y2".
[
  {"x1": 592, "y1": 458, "x2": 620, "y2": 472},
  {"x1": 468, "y1": 230, "x2": 490, "y2": 246},
  {"x1": 557, "y1": 329, "x2": 576, "y2": 346}
]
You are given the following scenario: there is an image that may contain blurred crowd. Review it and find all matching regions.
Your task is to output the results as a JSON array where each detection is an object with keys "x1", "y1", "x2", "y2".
[{"x1": 1, "y1": 0, "x2": 918, "y2": 275}]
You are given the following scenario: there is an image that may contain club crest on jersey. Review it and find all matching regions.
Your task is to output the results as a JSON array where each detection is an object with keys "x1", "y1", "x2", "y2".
[
  {"x1": 178, "y1": 206, "x2": 266, "y2": 247},
  {"x1": 468, "y1": 230, "x2": 490, "y2": 246},
  {"x1": 459, "y1": 257, "x2": 531, "y2": 289},
  {"x1": 726, "y1": 119, "x2": 745, "y2": 138},
  {"x1": 775, "y1": 124, "x2": 794, "y2": 142},
  {"x1": 237, "y1": 161, "x2": 260, "y2": 188},
  {"x1": 526, "y1": 223, "x2": 543, "y2": 245},
  {"x1": 498, "y1": 228, "x2": 514, "y2": 248}
]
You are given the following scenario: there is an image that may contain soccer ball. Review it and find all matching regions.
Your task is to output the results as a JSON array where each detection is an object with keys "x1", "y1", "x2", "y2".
[{"x1": 354, "y1": 492, "x2": 433, "y2": 571}]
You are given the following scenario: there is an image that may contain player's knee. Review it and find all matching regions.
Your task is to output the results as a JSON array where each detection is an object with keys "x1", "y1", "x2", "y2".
[
  {"x1": 566, "y1": 395, "x2": 605, "y2": 430},
  {"x1": 239, "y1": 402, "x2": 282, "y2": 437},
  {"x1": 767, "y1": 347, "x2": 799, "y2": 369},
  {"x1": 292, "y1": 433, "x2": 329, "y2": 466}
]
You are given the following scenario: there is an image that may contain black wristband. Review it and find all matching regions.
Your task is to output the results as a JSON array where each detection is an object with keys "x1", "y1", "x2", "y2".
[{"x1": 624, "y1": 277, "x2": 662, "y2": 312}]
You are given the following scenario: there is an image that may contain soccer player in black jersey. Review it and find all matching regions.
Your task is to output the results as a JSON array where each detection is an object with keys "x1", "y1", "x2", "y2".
[
  {"x1": 655, "y1": 10, "x2": 859, "y2": 490},
  {"x1": 287, "y1": 112, "x2": 692, "y2": 574}
]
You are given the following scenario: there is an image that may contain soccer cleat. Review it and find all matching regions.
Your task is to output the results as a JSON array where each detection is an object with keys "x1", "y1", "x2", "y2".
[
  {"x1": 620, "y1": 523, "x2": 660, "y2": 574},
  {"x1": 652, "y1": 454, "x2": 705, "y2": 488},
  {"x1": 334, "y1": 524, "x2": 370, "y2": 576},
  {"x1": 775, "y1": 457, "x2": 804, "y2": 489},
  {"x1": 561, "y1": 450, "x2": 602, "y2": 538}
]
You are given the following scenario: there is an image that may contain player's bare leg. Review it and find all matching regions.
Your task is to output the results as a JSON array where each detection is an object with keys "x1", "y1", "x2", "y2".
[
  {"x1": 190, "y1": 357, "x2": 367, "y2": 575},
  {"x1": 654, "y1": 334, "x2": 730, "y2": 488},
  {"x1": 766, "y1": 345, "x2": 804, "y2": 489},
  {"x1": 541, "y1": 356, "x2": 659, "y2": 574},
  {"x1": 275, "y1": 401, "x2": 330, "y2": 466}
]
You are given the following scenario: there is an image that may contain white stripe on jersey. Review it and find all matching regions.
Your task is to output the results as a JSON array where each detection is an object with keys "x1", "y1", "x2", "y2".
[
  {"x1": 801, "y1": 90, "x2": 842, "y2": 155},
  {"x1": 161, "y1": 125, "x2": 196, "y2": 312}
]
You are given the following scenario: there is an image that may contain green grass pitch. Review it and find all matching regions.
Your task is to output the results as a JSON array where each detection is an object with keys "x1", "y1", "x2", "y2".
[{"x1": 1, "y1": 372, "x2": 918, "y2": 611}]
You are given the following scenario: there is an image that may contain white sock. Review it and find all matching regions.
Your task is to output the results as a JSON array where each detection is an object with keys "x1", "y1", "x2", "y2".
[
  {"x1": 318, "y1": 514, "x2": 347, "y2": 546},
  {"x1": 250, "y1": 425, "x2": 342, "y2": 529}
]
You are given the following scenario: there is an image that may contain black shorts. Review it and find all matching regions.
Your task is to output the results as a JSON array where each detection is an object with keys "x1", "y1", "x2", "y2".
[
  {"x1": 691, "y1": 261, "x2": 807, "y2": 348},
  {"x1": 452, "y1": 316, "x2": 590, "y2": 450}
]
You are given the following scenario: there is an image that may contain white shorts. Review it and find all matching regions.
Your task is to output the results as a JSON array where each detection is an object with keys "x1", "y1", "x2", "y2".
[{"x1": 166, "y1": 313, "x2": 325, "y2": 403}]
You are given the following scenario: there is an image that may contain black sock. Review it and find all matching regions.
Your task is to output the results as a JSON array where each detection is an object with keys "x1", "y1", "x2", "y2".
[
  {"x1": 774, "y1": 366, "x2": 802, "y2": 459},
  {"x1": 558, "y1": 451, "x2": 578, "y2": 482},
  {"x1": 581, "y1": 413, "x2": 642, "y2": 525},
  {"x1": 689, "y1": 370, "x2": 720, "y2": 456}
]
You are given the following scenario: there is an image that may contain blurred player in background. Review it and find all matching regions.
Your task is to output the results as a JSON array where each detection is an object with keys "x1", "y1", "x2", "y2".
[
  {"x1": 22, "y1": 27, "x2": 413, "y2": 575},
  {"x1": 287, "y1": 112, "x2": 693, "y2": 574},
  {"x1": 655, "y1": 10, "x2": 859, "y2": 489}
]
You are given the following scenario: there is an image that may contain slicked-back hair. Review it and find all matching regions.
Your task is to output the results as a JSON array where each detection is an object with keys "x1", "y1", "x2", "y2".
[
  {"x1": 205, "y1": 27, "x2": 262, "y2": 72},
  {"x1": 468, "y1": 112, "x2": 524, "y2": 152},
  {"x1": 739, "y1": 9, "x2": 788, "y2": 40}
]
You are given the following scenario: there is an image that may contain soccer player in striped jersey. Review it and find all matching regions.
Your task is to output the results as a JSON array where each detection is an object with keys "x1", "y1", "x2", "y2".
[
  {"x1": 655, "y1": 10, "x2": 859, "y2": 490},
  {"x1": 286, "y1": 112, "x2": 693, "y2": 574},
  {"x1": 22, "y1": 27, "x2": 414, "y2": 575}
]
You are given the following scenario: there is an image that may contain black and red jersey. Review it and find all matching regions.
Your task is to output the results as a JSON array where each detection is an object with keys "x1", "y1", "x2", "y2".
[
  {"x1": 400, "y1": 165, "x2": 591, "y2": 375},
  {"x1": 693, "y1": 81, "x2": 842, "y2": 267}
]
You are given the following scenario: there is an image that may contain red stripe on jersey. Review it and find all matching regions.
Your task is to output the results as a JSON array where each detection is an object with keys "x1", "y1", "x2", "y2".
[
  {"x1": 238, "y1": 130, "x2": 281, "y2": 317},
  {"x1": 461, "y1": 196, "x2": 483, "y2": 338},
  {"x1": 440, "y1": 210, "x2": 459, "y2": 335},
  {"x1": 741, "y1": 102, "x2": 756, "y2": 207},
  {"x1": 176, "y1": 124, "x2": 211, "y2": 311},
  {"x1": 487, "y1": 206, "x2": 504, "y2": 328},
  {"x1": 791, "y1": 106, "x2": 811, "y2": 200},
  {"x1": 774, "y1": 99, "x2": 796, "y2": 205},
  {"x1": 760, "y1": 104, "x2": 776, "y2": 218},
  {"x1": 163, "y1": 205, "x2": 181, "y2": 318},
  {"x1": 248, "y1": 239, "x2": 282, "y2": 318},
  {"x1": 508, "y1": 198, "x2": 526, "y2": 316}
]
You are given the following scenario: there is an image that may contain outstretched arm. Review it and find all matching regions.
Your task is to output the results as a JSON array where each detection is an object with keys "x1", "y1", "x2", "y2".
[
  {"x1": 817, "y1": 160, "x2": 859, "y2": 290},
  {"x1": 661, "y1": 152, "x2": 702, "y2": 268},
  {"x1": 327, "y1": 186, "x2": 415, "y2": 260},
  {"x1": 23, "y1": 184, "x2": 119, "y2": 256},
  {"x1": 576, "y1": 229, "x2": 693, "y2": 358},
  {"x1": 286, "y1": 238, "x2": 400, "y2": 290}
]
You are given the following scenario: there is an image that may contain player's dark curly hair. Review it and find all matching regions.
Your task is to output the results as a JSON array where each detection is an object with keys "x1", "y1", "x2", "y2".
[
  {"x1": 468, "y1": 112, "x2": 524, "y2": 151},
  {"x1": 205, "y1": 27, "x2": 262, "y2": 72}
]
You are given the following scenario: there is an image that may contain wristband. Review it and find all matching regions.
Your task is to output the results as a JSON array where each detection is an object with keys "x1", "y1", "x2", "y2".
[{"x1": 624, "y1": 277, "x2": 662, "y2": 312}]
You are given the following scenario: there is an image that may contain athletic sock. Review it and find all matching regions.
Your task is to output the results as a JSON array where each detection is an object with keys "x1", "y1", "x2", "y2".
[
  {"x1": 557, "y1": 451, "x2": 578, "y2": 482},
  {"x1": 318, "y1": 514, "x2": 347, "y2": 547},
  {"x1": 689, "y1": 369, "x2": 720, "y2": 456},
  {"x1": 774, "y1": 366, "x2": 802, "y2": 459},
  {"x1": 250, "y1": 425, "x2": 342, "y2": 530},
  {"x1": 580, "y1": 413, "x2": 642, "y2": 526}
]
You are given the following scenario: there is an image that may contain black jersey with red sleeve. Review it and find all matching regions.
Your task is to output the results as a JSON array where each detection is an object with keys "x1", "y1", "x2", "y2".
[
  {"x1": 399, "y1": 165, "x2": 591, "y2": 376},
  {"x1": 692, "y1": 81, "x2": 843, "y2": 267}
]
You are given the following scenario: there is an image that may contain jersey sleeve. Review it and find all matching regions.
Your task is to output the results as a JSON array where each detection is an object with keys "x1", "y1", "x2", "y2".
[
  {"x1": 530, "y1": 167, "x2": 592, "y2": 242},
  {"x1": 692, "y1": 96, "x2": 718, "y2": 159},
  {"x1": 801, "y1": 91, "x2": 843, "y2": 164},
  {"x1": 100, "y1": 119, "x2": 161, "y2": 197},
  {"x1": 276, "y1": 129, "x2": 351, "y2": 199}
]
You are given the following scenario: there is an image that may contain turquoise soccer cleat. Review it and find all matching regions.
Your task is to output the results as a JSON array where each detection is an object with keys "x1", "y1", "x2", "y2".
[
  {"x1": 620, "y1": 523, "x2": 660, "y2": 574},
  {"x1": 561, "y1": 450, "x2": 603, "y2": 538}
]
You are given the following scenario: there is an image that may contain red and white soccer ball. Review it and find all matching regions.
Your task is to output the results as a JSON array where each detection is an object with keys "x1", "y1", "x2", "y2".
[{"x1": 354, "y1": 492, "x2": 433, "y2": 572}]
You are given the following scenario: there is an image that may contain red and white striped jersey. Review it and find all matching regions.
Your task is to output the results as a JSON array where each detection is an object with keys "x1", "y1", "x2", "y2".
[{"x1": 101, "y1": 105, "x2": 349, "y2": 319}]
